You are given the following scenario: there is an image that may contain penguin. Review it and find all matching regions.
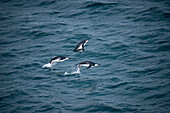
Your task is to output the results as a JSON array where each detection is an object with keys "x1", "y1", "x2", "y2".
[
  {"x1": 73, "y1": 39, "x2": 88, "y2": 52},
  {"x1": 42, "y1": 56, "x2": 70, "y2": 68},
  {"x1": 76, "y1": 61, "x2": 100, "y2": 69}
]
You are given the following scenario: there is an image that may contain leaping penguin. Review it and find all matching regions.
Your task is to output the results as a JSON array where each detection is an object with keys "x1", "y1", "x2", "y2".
[
  {"x1": 42, "y1": 56, "x2": 70, "y2": 68},
  {"x1": 76, "y1": 61, "x2": 100, "y2": 69},
  {"x1": 73, "y1": 40, "x2": 88, "y2": 52}
]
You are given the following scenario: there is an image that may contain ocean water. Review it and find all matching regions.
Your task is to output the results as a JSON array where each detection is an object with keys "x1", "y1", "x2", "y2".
[{"x1": 0, "y1": 0, "x2": 170, "y2": 113}]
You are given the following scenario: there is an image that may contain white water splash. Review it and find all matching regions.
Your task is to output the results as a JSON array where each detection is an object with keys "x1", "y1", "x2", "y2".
[
  {"x1": 64, "y1": 67, "x2": 81, "y2": 75},
  {"x1": 42, "y1": 63, "x2": 52, "y2": 68},
  {"x1": 42, "y1": 62, "x2": 56, "y2": 68}
]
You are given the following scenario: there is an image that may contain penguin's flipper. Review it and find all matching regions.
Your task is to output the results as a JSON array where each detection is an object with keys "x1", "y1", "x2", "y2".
[
  {"x1": 82, "y1": 48, "x2": 85, "y2": 51},
  {"x1": 86, "y1": 65, "x2": 91, "y2": 69}
]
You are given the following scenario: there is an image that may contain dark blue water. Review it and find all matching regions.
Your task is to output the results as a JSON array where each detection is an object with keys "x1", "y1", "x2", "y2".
[{"x1": 0, "y1": 0, "x2": 170, "y2": 112}]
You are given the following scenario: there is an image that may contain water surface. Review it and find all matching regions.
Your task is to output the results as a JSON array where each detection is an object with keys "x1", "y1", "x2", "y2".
[{"x1": 0, "y1": 0, "x2": 170, "y2": 112}]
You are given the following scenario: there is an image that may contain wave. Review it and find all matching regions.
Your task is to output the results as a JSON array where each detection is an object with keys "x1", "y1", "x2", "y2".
[
  {"x1": 86, "y1": 104, "x2": 122, "y2": 112},
  {"x1": 106, "y1": 82, "x2": 129, "y2": 89},
  {"x1": 84, "y1": 2, "x2": 118, "y2": 8},
  {"x1": 28, "y1": 30, "x2": 55, "y2": 37},
  {"x1": 36, "y1": 0, "x2": 56, "y2": 7}
]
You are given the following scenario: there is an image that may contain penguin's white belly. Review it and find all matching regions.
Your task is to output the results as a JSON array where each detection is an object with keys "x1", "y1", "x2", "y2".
[
  {"x1": 78, "y1": 45, "x2": 83, "y2": 50},
  {"x1": 51, "y1": 59, "x2": 60, "y2": 63},
  {"x1": 81, "y1": 64, "x2": 90, "y2": 67}
]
